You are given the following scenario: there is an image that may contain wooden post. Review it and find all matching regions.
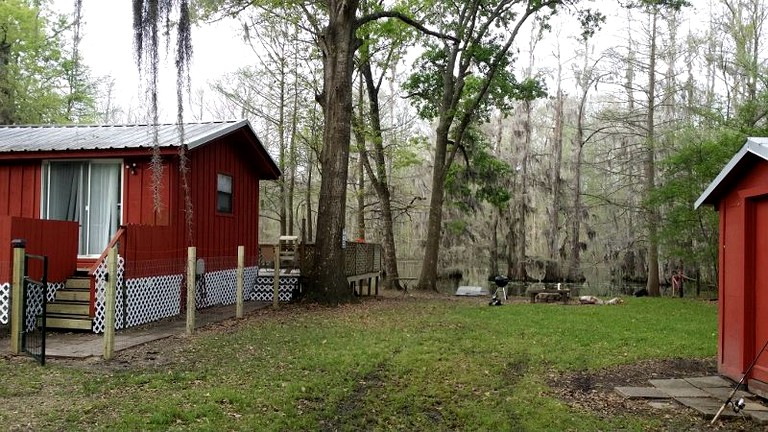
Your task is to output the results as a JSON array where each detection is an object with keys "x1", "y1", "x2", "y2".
[
  {"x1": 236, "y1": 245, "x2": 244, "y2": 318},
  {"x1": 103, "y1": 246, "x2": 117, "y2": 360},
  {"x1": 273, "y1": 242, "x2": 280, "y2": 309},
  {"x1": 10, "y1": 239, "x2": 25, "y2": 354},
  {"x1": 186, "y1": 247, "x2": 196, "y2": 334}
]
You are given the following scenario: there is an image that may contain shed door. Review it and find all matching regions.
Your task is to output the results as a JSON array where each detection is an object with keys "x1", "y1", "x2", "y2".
[
  {"x1": 751, "y1": 196, "x2": 768, "y2": 382},
  {"x1": 42, "y1": 161, "x2": 122, "y2": 257}
]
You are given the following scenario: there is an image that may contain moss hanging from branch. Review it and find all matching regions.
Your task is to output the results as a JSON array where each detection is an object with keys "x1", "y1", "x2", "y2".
[{"x1": 130, "y1": 0, "x2": 194, "y2": 242}]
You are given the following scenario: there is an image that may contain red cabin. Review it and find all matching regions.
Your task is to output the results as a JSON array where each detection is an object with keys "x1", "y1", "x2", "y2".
[
  {"x1": 0, "y1": 121, "x2": 280, "y2": 332},
  {"x1": 696, "y1": 137, "x2": 768, "y2": 395}
]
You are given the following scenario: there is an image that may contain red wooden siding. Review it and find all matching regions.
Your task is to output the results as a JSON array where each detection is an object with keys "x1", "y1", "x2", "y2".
[
  {"x1": 123, "y1": 158, "x2": 172, "y2": 226},
  {"x1": 188, "y1": 135, "x2": 261, "y2": 268},
  {"x1": 0, "y1": 161, "x2": 41, "y2": 218},
  {"x1": 0, "y1": 216, "x2": 78, "y2": 283},
  {"x1": 717, "y1": 160, "x2": 768, "y2": 382},
  {"x1": 122, "y1": 224, "x2": 185, "y2": 278},
  {"x1": 751, "y1": 197, "x2": 768, "y2": 383}
]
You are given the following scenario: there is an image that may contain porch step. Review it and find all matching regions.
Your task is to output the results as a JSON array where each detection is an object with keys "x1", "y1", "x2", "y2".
[
  {"x1": 66, "y1": 277, "x2": 90, "y2": 290},
  {"x1": 45, "y1": 274, "x2": 93, "y2": 330},
  {"x1": 44, "y1": 314, "x2": 92, "y2": 331},
  {"x1": 54, "y1": 289, "x2": 90, "y2": 302},
  {"x1": 47, "y1": 300, "x2": 89, "y2": 316}
]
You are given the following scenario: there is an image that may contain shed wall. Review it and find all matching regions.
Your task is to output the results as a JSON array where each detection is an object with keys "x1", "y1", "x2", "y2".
[
  {"x1": 189, "y1": 136, "x2": 261, "y2": 267},
  {"x1": 718, "y1": 160, "x2": 768, "y2": 382}
]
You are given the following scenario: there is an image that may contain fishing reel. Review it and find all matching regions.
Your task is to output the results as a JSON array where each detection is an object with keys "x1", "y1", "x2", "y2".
[{"x1": 731, "y1": 397, "x2": 746, "y2": 413}]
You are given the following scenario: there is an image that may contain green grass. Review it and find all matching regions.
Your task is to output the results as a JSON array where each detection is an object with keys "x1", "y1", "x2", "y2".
[{"x1": 0, "y1": 296, "x2": 717, "y2": 431}]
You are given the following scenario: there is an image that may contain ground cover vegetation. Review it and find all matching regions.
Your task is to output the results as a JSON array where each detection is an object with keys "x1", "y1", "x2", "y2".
[{"x1": 3, "y1": 295, "x2": 758, "y2": 431}]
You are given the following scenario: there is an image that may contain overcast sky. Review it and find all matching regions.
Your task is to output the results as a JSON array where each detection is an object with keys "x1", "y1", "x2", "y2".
[{"x1": 51, "y1": 0, "x2": 255, "y2": 122}]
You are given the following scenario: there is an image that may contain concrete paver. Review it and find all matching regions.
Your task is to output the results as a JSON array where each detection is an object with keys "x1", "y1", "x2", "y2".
[
  {"x1": 615, "y1": 375, "x2": 768, "y2": 424},
  {"x1": 685, "y1": 376, "x2": 732, "y2": 388},
  {"x1": 615, "y1": 386, "x2": 669, "y2": 399},
  {"x1": 647, "y1": 401, "x2": 678, "y2": 410},
  {"x1": 676, "y1": 397, "x2": 740, "y2": 418},
  {"x1": 649, "y1": 378, "x2": 711, "y2": 398},
  {"x1": 745, "y1": 410, "x2": 768, "y2": 424}
]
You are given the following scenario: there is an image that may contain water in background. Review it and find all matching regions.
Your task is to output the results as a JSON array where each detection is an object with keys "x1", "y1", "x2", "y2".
[{"x1": 438, "y1": 265, "x2": 714, "y2": 298}]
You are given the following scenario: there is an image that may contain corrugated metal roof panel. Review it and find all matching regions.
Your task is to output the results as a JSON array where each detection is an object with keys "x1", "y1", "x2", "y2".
[
  {"x1": 0, "y1": 121, "x2": 248, "y2": 153},
  {"x1": 695, "y1": 137, "x2": 768, "y2": 208}
]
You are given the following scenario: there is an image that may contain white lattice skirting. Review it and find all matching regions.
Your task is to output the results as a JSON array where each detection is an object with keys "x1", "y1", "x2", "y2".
[
  {"x1": 196, "y1": 266, "x2": 260, "y2": 308},
  {"x1": 92, "y1": 259, "x2": 266, "y2": 333},
  {"x1": 0, "y1": 282, "x2": 9, "y2": 325},
  {"x1": 0, "y1": 281, "x2": 62, "y2": 328},
  {"x1": 93, "y1": 254, "x2": 187, "y2": 333},
  {"x1": 252, "y1": 274, "x2": 299, "y2": 302}
]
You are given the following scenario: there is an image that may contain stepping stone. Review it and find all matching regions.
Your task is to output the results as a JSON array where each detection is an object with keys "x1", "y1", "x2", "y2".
[
  {"x1": 746, "y1": 410, "x2": 768, "y2": 424},
  {"x1": 685, "y1": 376, "x2": 732, "y2": 388},
  {"x1": 702, "y1": 386, "x2": 751, "y2": 401},
  {"x1": 650, "y1": 379, "x2": 710, "y2": 398},
  {"x1": 615, "y1": 386, "x2": 669, "y2": 399},
  {"x1": 676, "y1": 397, "x2": 739, "y2": 418},
  {"x1": 648, "y1": 400, "x2": 677, "y2": 410},
  {"x1": 743, "y1": 401, "x2": 768, "y2": 412}
]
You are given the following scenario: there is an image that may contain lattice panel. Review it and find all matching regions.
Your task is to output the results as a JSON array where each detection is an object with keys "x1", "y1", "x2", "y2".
[
  {"x1": 24, "y1": 281, "x2": 45, "y2": 332},
  {"x1": 0, "y1": 282, "x2": 9, "y2": 325},
  {"x1": 244, "y1": 266, "x2": 258, "y2": 300},
  {"x1": 253, "y1": 274, "x2": 299, "y2": 302},
  {"x1": 93, "y1": 254, "x2": 125, "y2": 333},
  {"x1": 122, "y1": 274, "x2": 182, "y2": 328},
  {"x1": 198, "y1": 268, "x2": 237, "y2": 308},
  {"x1": 47, "y1": 282, "x2": 64, "y2": 303}
]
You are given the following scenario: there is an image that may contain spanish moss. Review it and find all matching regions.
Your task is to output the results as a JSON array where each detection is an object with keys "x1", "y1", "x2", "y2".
[{"x1": 131, "y1": 0, "x2": 194, "y2": 242}]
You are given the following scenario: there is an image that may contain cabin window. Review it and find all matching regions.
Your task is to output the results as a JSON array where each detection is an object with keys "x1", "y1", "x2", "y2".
[{"x1": 217, "y1": 173, "x2": 233, "y2": 213}]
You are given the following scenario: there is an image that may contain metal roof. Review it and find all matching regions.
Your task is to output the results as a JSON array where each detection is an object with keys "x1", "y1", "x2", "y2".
[
  {"x1": 695, "y1": 137, "x2": 768, "y2": 208},
  {"x1": 0, "y1": 120, "x2": 253, "y2": 152}
]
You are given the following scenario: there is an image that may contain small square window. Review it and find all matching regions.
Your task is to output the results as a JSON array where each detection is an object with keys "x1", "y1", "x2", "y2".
[{"x1": 217, "y1": 173, "x2": 233, "y2": 213}]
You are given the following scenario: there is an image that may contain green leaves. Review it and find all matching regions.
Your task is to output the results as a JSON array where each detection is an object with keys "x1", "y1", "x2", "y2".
[
  {"x1": 445, "y1": 128, "x2": 511, "y2": 212},
  {"x1": 0, "y1": 0, "x2": 95, "y2": 124}
]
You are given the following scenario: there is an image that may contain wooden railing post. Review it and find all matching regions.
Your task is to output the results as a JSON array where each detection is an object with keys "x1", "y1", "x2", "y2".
[
  {"x1": 10, "y1": 239, "x2": 26, "y2": 354},
  {"x1": 236, "y1": 245, "x2": 244, "y2": 318},
  {"x1": 186, "y1": 247, "x2": 196, "y2": 334},
  {"x1": 273, "y1": 242, "x2": 280, "y2": 309},
  {"x1": 103, "y1": 246, "x2": 117, "y2": 360}
]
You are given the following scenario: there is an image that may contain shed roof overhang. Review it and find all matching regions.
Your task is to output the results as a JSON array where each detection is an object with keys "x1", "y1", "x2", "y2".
[
  {"x1": 0, "y1": 120, "x2": 281, "y2": 179},
  {"x1": 695, "y1": 137, "x2": 768, "y2": 209}
]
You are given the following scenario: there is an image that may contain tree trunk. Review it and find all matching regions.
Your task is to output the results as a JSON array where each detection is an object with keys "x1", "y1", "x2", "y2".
[
  {"x1": 568, "y1": 101, "x2": 585, "y2": 282},
  {"x1": 547, "y1": 87, "x2": 564, "y2": 280},
  {"x1": 418, "y1": 128, "x2": 451, "y2": 291},
  {"x1": 507, "y1": 101, "x2": 531, "y2": 281},
  {"x1": 308, "y1": 0, "x2": 359, "y2": 302},
  {"x1": 0, "y1": 37, "x2": 14, "y2": 124},
  {"x1": 357, "y1": 61, "x2": 402, "y2": 290},
  {"x1": 356, "y1": 151, "x2": 365, "y2": 240},
  {"x1": 645, "y1": 10, "x2": 661, "y2": 296}
]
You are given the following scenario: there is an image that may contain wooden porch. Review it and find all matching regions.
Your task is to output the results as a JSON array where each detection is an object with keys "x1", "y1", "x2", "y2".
[{"x1": 258, "y1": 240, "x2": 383, "y2": 297}]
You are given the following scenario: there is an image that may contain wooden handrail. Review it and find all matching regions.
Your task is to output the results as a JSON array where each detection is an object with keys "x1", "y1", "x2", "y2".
[{"x1": 88, "y1": 227, "x2": 126, "y2": 318}]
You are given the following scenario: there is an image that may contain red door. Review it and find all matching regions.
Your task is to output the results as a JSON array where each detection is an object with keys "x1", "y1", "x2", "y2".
[{"x1": 751, "y1": 196, "x2": 768, "y2": 382}]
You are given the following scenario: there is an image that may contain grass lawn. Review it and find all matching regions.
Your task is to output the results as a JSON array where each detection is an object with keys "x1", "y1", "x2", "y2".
[{"x1": 1, "y1": 295, "x2": 720, "y2": 431}]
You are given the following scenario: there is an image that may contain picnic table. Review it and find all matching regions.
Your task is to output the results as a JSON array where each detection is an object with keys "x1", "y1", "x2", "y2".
[{"x1": 528, "y1": 288, "x2": 571, "y2": 304}]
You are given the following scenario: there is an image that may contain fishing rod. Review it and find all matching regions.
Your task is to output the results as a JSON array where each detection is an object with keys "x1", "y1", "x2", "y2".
[{"x1": 711, "y1": 337, "x2": 768, "y2": 424}]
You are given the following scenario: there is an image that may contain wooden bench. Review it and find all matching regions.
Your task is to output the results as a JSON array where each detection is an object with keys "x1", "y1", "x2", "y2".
[{"x1": 528, "y1": 289, "x2": 571, "y2": 304}]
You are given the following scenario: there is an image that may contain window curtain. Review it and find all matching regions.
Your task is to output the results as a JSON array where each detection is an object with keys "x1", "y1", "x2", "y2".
[
  {"x1": 46, "y1": 162, "x2": 82, "y2": 221},
  {"x1": 87, "y1": 163, "x2": 120, "y2": 255}
]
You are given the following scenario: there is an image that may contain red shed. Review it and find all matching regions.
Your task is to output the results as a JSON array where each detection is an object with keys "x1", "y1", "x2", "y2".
[
  {"x1": 696, "y1": 137, "x2": 768, "y2": 395},
  {"x1": 0, "y1": 121, "x2": 280, "y2": 332}
]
